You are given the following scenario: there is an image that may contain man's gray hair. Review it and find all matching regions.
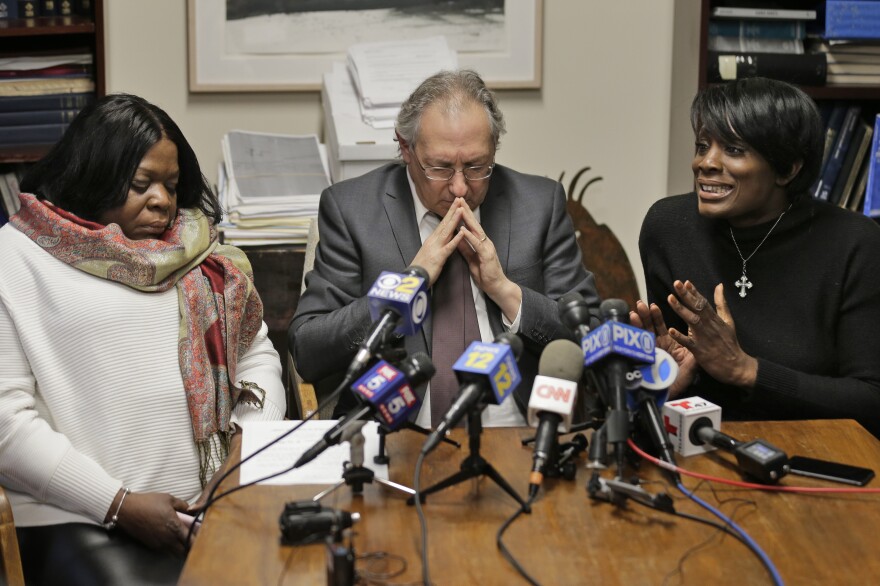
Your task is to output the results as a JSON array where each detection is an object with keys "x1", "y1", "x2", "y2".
[{"x1": 395, "y1": 69, "x2": 506, "y2": 155}]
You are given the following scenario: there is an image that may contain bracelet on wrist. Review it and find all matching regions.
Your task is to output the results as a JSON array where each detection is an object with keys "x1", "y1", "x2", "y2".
[{"x1": 105, "y1": 487, "x2": 131, "y2": 531}]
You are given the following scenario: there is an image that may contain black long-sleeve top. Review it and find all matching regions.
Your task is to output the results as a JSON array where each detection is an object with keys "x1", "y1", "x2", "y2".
[{"x1": 640, "y1": 193, "x2": 880, "y2": 436}]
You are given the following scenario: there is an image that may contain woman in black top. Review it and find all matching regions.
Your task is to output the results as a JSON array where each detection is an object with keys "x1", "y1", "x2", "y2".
[{"x1": 634, "y1": 77, "x2": 880, "y2": 435}]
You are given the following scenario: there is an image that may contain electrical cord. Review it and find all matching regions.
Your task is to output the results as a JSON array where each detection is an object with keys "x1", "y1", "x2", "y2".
[
  {"x1": 628, "y1": 439, "x2": 880, "y2": 495},
  {"x1": 496, "y1": 495, "x2": 540, "y2": 586},
  {"x1": 676, "y1": 482, "x2": 783, "y2": 586}
]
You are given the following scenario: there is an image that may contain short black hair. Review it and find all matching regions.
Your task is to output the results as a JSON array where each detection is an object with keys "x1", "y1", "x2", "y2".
[
  {"x1": 21, "y1": 93, "x2": 220, "y2": 224},
  {"x1": 690, "y1": 77, "x2": 823, "y2": 197}
]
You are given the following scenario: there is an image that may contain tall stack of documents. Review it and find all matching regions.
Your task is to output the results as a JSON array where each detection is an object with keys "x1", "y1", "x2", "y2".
[
  {"x1": 219, "y1": 131, "x2": 330, "y2": 246},
  {"x1": 322, "y1": 62, "x2": 398, "y2": 183},
  {"x1": 346, "y1": 36, "x2": 457, "y2": 129}
]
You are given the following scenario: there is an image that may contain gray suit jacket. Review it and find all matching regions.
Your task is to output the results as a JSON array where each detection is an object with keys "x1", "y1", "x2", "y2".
[{"x1": 290, "y1": 163, "x2": 599, "y2": 415}]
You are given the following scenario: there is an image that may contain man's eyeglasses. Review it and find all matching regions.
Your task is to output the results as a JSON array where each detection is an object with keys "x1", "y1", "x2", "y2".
[{"x1": 412, "y1": 149, "x2": 494, "y2": 181}]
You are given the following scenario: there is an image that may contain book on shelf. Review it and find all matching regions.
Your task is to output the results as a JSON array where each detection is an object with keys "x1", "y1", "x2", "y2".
[
  {"x1": 711, "y1": 7, "x2": 816, "y2": 20},
  {"x1": 708, "y1": 36, "x2": 803, "y2": 54},
  {"x1": 0, "y1": 122, "x2": 68, "y2": 147},
  {"x1": 706, "y1": 51, "x2": 827, "y2": 85},
  {"x1": 812, "y1": 41, "x2": 880, "y2": 56},
  {"x1": 73, "y1": 0, "x2": 91, "y2": 17},
  {"x1": 827, "y1": 62, "x2": 880, "y2": 75},
  {"x1": 17, "y1": 1, "x2": 38, "y2": 19},
  {"x1": 825, "y1": 0, "x2": 880, "y2": 40},
  {"x1": 814, "y1": 104, "x2": 861, "y2": 201},
  {"x1": 0, "y1": 2, "x2": 18, "y2": 18},
  {"x1": 827, "y1": 73, "x2": 880, "y2": 85},
  {"x1": 708, "y1": 19, "x2": 806, "y2": 39},
  {"x1": 849, "y1": 154, "x2": 870, "y2": 212},
  {"x1": 829, "y1": 120, "x2": 872, "y2": 207},
  {"x1": 0, "y1": 64, "x2": 93, "y2": 79},
  {"x1": 823, "y1": 52, "x2": 880, "y2": 65},
  {"x1": 864, "y1": 115, "x2": 880, "y2": 218},
  {"x1": 0, "y1": 77, "x2": 94, "y2": 97},
  {"x1": 39, "y1": 0, "x2": 57, "y2": 15},
  {"x1": 0, "y1": 91, "x2": 93, "y2": 113},
  {"x1": 0, "y1": 108, "x2": 80, "y2": 126},
  {"x1": 821, "y1": 103, "x2": 848, "y2": 171}
]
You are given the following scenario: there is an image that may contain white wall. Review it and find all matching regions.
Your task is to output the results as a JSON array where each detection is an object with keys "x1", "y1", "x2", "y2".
[{"x1": 105, "y1": 1, "x2": 700, "y2": 299}]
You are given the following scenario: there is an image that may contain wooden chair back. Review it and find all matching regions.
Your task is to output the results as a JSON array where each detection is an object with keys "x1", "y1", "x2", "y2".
[
  {"x1": 561, "y1": 167, "x2": 640, "y2": 309},
  {"x1": 0, "y1": 485, "x2": 24, "y2": 586}
]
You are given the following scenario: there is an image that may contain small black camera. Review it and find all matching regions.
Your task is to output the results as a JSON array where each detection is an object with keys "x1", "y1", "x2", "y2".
[{"x1": 279, "y1": 500, "x2": 360, "y2": 546}]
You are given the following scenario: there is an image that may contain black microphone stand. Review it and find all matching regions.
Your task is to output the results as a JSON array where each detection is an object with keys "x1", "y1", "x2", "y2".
[
  {"x1": 313, "y1": 422, "x2": 415, "y2": 501},
  {"x1": 373, "y1": 422, "x2": 460, "y2": 465},
  {"x1": 408, "y1": 404, "x2": 530, "y2": 511}
]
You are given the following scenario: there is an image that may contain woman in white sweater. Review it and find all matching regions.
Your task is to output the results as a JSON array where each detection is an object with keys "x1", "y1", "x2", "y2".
[{"x1": 0, "y1": 94, "x2": 286, "y2": 584}]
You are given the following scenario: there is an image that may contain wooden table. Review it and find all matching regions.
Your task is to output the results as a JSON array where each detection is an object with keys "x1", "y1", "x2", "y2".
[{"x1": 180, "y1": 420, "x2": 880, "y2": 585}]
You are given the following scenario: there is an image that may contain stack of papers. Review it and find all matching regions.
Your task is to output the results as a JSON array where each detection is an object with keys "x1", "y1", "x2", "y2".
[
  {"x1": 346, "y1": 36, "x2": 457, "y2": 129},
  {"x1": 219, "y1": 131, "x2": 330, "y2": 246}
]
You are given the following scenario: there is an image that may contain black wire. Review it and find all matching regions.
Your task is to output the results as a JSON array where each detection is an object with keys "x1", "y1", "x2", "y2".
[
  {"x1": 185, "y1": 373, "x2": 356, "y2": 550},
  {"x1": 496, "y1": 495, "x2": 540, "y2": 586},
  {"x1": 355, "y1": 551, "x2": 408, "y2": 584},
  {"x1": 659, "y1": 501, "x2": 758, "y2": 586},
  {"x1": 619, "y1": 491, "x2": 751, "y2": 586}
]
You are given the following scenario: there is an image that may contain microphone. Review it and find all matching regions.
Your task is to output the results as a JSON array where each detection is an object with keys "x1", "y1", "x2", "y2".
[
  {"x1": 557, "y1": 292, "x2": 601, "y2": 340},
  {"x1": 296, "y1": 353, "x2": 435, "y2": 468},
  {"x1": 582, "y1": 299, "x2": 656, "y2": 475},
  {"x1": 557, "y1": 292, "x2": 605, "y2": 416},
  {"x1": 662, "y1": 397, "x2": 790, "y2": 484},
  {"x1": 628, "y1": 349, "x2": 679, "y2": 480},
  {"x1": 346, "y1": 266, "x2": 430, "y2": 379},
  {"x1": 661, "y1": 396, "x2": 723, "y2": 457},
  {"x1": 421, "y1": 332, "x2": 523, "y2": 455},
  {"x1": 527, "y1": 339, "x2": 584, "y2": 497}
]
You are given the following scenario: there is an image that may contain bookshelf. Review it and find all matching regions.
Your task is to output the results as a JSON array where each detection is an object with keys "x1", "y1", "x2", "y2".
[
  {"x1": 699, "y1": 0, "x2": 880, "y2": 99},
  {"x1": 698, "y1": 0, "x2": 880, "y2": 216},
  {"x1": 0, "y1": 0, "x2": 104, "y2": 164}
]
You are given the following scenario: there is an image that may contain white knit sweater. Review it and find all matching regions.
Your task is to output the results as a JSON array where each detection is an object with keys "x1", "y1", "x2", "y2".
[{"x1": 0, "y1": 224, "x2": 286, "y2": 527}]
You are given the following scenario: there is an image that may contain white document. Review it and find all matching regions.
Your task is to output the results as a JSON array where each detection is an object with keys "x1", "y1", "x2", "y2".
[
  {"x1": 346, "y1": 36, "x2": 457, "y2": 108},
  {"x1": 240, "y1": 420, "x2": 390, "y2": 486},
  {"x1": 222, "y1": 131, "x2": 330, "y2": 204}
]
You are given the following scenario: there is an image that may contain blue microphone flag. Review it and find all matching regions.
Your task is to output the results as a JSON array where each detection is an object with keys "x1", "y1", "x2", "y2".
[
  {"x1": 452, "y1": 340, "x2": 521, "y2": 405},
  {"x1": 351, "y1": 360, "x2": 420, "y2": 430},
  {"x1": 367, "y1": 270, "x2": 430, "y2": 336},
  {"x1": 581, "y1": 321, "x2": 656, "y2": 367}
]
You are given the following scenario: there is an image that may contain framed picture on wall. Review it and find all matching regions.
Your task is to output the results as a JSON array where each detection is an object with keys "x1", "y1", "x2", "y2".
[{"x1": 187, "y1": 0, "x2": 543, "y2": 92}]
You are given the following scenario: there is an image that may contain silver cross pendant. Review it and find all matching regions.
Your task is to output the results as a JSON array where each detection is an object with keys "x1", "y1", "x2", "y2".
[{"x1": 735, "y1": 274, "x2": 753, "y2": 298}]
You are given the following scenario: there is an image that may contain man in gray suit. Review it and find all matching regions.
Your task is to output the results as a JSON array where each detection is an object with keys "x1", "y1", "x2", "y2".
[{"x1": 291, "y1": 70, "x2": 598, "y2": 425}]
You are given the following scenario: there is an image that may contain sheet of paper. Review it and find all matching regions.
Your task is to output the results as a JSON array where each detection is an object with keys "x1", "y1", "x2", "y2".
[{"x1": 240, "y1": 420, "x2": 389, "y2": 486}]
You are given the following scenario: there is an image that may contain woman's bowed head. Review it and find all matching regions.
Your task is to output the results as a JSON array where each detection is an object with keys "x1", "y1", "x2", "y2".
[
  {"x1": 21, "y1": 93, "x2": 221, "y2": 239},
  {"x1": 4, "y1": 93, "x2": 286, "y2": 583}
]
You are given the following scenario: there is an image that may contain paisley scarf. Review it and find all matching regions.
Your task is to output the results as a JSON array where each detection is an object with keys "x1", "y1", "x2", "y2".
[{"x1": 11, "y1": 193, "x2": 264, "y2": 485}]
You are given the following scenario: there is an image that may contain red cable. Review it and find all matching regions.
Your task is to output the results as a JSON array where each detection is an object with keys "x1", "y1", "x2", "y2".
[{"x1": 627, "y1": 439, "x2": 880, "y2": 494}]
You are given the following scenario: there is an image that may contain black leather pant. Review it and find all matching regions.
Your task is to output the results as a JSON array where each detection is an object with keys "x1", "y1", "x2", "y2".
[{"x1": 16, "y1": 523, "x2": 184, "y2": 586}]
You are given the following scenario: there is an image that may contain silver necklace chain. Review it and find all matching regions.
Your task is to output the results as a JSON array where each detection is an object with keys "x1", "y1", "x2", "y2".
[{"x1": 729, "y1": 204, "x2": 792, "y2": 298}]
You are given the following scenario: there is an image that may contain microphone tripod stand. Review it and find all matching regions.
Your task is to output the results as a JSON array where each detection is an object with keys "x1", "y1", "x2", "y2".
[
  {"x1": 313, "y1": 421, "x2": 415, "y2": 501},
  {"x1": 373, "y1": 422, "x2": 461, "y2": 465},
  {"x1": 407, "y1": 406, "x2": 530, "y2": 511}
]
